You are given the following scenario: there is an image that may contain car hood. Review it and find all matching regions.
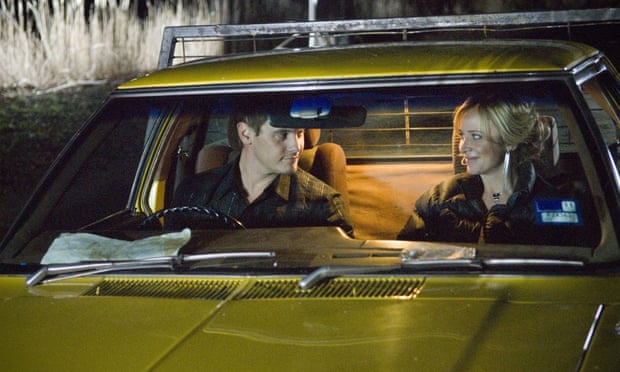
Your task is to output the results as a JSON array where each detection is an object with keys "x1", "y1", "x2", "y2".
[{"x1": 1, "y1": 274, "x2": 619, "y2": 371}]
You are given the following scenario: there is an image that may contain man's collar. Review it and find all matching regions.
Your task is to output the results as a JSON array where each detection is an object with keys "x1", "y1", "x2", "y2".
[
  {"x1": 216, "y1": 159, "x2": 294, "y2": 202},
  {"x1": 274, "y1": 174, "x2": 292, "y2": 201}
]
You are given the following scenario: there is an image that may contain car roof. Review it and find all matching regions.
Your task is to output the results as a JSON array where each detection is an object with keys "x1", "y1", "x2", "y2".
[{"x1": 119, "y1": 39, "x2": 599, "y2": 90}]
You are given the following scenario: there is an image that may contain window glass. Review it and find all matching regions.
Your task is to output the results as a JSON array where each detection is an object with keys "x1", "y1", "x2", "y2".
[
  {"x1": 4, "y1": 81, "x2": 608, "y2": 265},
  {"x1": 183, "y1": 82, "x2": 600, "y2": 245},
  {"x1": 581, "y1": 71, "x2": 620, "y2": 172},
  {"x1": 43, "y1": 99, "x2": 157, "y2": 230}
]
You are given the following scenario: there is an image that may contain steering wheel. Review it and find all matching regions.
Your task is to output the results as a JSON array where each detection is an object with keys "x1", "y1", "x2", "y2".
[{"x1": 139, "y1": 206, "x2": 245, "y2": 230}]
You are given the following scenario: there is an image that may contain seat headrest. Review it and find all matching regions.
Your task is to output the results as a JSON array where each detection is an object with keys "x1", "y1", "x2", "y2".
[
  {"x1": 539, "y1": 115, "x2": 559, "y2": 168},
  {"x1": 304, "y1": 128, "x2": 321, "y2": 149}
]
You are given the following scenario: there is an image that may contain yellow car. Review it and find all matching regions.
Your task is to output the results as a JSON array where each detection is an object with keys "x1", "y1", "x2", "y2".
[{"x1": 1, "y1": 9, "x2": 620, "y2": 371}]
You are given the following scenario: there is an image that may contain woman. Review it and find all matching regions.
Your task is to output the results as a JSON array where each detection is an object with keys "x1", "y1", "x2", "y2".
[{"x1": 397, "y1": 93, "x2": 582, "y2": 245}]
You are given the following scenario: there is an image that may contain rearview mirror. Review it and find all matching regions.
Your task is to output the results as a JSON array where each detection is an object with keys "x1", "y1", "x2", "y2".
[
  {"x1": 290, "y1": 96, "x2": 331, "y2": 119},
  {"x1": 271, "y1": 96, "x2": 366, "y2": 128}
]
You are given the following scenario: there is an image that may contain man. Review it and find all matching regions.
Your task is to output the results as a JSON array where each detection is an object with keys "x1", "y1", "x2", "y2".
[{"x1": 170, "y1": 103, "x2": 353, "y2": 236}]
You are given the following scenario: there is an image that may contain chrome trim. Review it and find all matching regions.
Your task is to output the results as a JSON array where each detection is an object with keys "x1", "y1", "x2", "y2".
[
  {"x1": 573, "y1": 56, "x2": 608, "y2": 86},
  {"x1": 576, "y1": 304, "x2": 605, "y2": 371},
  {"x1": 113, "y1": 72, "x2": 571, "y2": 98},
  {"x1": 483, "y1": 258, "x2": 584, "y2": 267}
]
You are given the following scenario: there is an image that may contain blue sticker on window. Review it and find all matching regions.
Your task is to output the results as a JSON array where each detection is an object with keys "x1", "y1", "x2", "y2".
[{"x1": 534, "y1": 198, "x2": 583, "y2": 226}]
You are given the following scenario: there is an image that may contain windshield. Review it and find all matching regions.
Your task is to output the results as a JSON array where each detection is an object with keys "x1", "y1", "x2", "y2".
[{"x1": 1, "y1": 80, "x2": 617, "y2": 268}]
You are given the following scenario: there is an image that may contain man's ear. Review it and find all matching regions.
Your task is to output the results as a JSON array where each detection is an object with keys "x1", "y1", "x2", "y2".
[{"x1": 237, "y1": 121, "x2": 254, "y2": 145}]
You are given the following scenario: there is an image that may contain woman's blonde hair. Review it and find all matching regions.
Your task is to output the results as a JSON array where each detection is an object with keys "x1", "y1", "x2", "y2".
[{"x1": 454, "y1": 93, "x2": 550, "y2": 169}]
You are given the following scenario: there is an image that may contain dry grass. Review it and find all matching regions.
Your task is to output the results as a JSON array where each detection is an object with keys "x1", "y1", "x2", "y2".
[
  {"x1": 0, "y1": 0, "x2": 222, "y2": 93},
  {"x1": 0, "y1": 0, "x2": 223, "y2": 238}
]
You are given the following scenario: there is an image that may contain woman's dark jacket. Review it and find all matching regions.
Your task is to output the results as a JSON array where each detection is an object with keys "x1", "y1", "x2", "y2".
[{"x1": 397, "y1": 163, "x2": 590, "y2": 245}]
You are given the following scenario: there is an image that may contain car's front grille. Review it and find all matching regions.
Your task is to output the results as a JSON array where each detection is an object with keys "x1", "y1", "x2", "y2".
[
  {"x1": 83, "y1": 276, "x2": 423, "y2": 300},
  {"x1": 83, "y1": 277, "x2": 240, "y2": 300},
  {"x1": 237, "y1": 278, "x2": 423, "y2": 299}
]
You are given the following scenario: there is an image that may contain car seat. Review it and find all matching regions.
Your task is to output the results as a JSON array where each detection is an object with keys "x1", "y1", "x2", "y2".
[{"x1": 298, "y1": 129, "x2": 350, "y2": 211}]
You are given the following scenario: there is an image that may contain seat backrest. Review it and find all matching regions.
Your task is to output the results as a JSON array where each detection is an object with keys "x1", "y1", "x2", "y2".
[
  {"x1": 195, "y1": 128, "x2": 350, "y2": 210},
  {"x1": 298, "y1": 129, "x2": 350, "y2": 210},
  {"x1": 452, "y1": 115, "x2": 560, "y2": 175},
  {"x1": 538, "y1": 115, "x2": 560, "y2": 175},
  {"x1": 194, "y1": 144, "x2": 234, "y2": 174}
]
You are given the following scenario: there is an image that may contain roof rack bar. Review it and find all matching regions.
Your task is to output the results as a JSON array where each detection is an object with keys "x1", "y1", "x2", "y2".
[{"x1": 158, "y1": 8, "x2": 620, "y2": 69}]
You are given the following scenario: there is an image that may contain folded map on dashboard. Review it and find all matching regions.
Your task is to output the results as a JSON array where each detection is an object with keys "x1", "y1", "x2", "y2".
[{"x1": 41, "y1": 228, "x2": 191, "y2": 264}]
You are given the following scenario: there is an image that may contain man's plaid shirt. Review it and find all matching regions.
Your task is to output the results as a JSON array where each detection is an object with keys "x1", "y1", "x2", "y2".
[{"x1": 171, "y1": 159, "x2": 353, "y2": 236}]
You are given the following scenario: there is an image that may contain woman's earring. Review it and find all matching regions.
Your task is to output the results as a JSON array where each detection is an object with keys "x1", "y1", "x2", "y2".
[{"x1": 503, "y1": 150, "x2": 511, "y2": 192}]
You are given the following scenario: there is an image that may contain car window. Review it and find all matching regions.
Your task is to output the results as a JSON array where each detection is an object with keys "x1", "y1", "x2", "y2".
[
  {"x1": 2, "y1": 80, "x2": 611, "y2": 265},
  {"x1": 141, "y1": 81, "x2": 601, "y2": 246},
  {"x1": 1, "y1": 98, "x2": 161, "y2": 262},
  {"x1": 579, "y1": 69, "x2": 620, "y2": 253},
  {"x1": 44, "y1": 109, "x2": 147, "y2": 229},
  {"x1": 324, "y1": 93, "x2": 462, "y2": 159},
  {"x1": 582, "y1": 70, "x2": 620, "y2": 170}
]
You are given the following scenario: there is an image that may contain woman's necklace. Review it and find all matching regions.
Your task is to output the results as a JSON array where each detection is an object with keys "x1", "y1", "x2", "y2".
[{"x1": 492, "y1": 192, "x2": 501, "y2": 204}]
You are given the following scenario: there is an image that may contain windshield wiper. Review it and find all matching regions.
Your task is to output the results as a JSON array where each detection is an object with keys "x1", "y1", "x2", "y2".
[
  {"x1": 299, "y1": 265, "x2": 401, "y2": 290},
  {"x1": 299, "y1": 256, "x2": 588, "y2": 290},
  {"x1": 299, "y1": 259, "x2": 483, "y2": 290},
  {"x1": 26, "y1": 251, "x2": 276, "y2": 287},
  {"x1": 299, "y1": 245, "x2": 481, "y2": 289}
]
